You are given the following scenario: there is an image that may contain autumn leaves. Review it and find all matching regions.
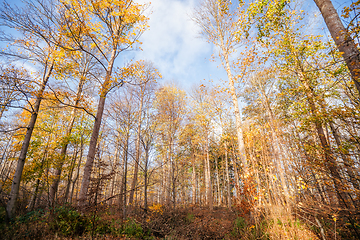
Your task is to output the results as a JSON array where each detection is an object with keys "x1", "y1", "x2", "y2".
[{"x1": 1, "y1": 0, "x2": 149, "y2": 219}]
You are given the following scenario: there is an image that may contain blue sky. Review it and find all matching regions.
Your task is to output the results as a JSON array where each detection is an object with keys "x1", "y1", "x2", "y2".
[
  {"x1": 127, "y1": 0, "x2": 352, "y2": 91},
  {"x1": 1, "y1": 0, "x2": 355, "y2": 92},
  {"x1": 128, "y1": 0, "x2": 226, "y2": 91}
]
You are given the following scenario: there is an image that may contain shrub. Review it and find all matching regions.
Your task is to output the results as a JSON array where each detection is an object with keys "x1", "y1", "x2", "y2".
[{"x1": 50, "y1": 205, "x2": 90, "y2": 237}]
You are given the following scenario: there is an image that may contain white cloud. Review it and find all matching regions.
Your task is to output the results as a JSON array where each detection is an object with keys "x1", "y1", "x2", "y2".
[{"x1": 132, "y1": 0, "x2": 220, "y2": 88}]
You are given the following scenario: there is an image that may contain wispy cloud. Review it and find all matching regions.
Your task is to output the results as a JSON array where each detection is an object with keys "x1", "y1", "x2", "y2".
[{"x1": 132, "y1": 0, "x2": 223, "y2": 89}]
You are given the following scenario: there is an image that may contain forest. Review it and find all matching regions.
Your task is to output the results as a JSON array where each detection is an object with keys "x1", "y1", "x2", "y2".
[{"x1": 0, "y1": 0, "x2": 359, "y2": 239}]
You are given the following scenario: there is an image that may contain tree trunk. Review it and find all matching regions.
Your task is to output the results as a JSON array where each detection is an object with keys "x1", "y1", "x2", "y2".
[
  {"x1": 6, "y1": 60, "x2": 54, "y2": 220},
  {"x1": 215, "y1": 154, "x2": 221, "y2": 206},
  {"x1": 298, "y1": 71, "x2": 354, "y2": 210},
  {"x1": 79, "y1": 49, "x2": 116, "y2": 205},
  {"x1": 231, "y1": 146, "x2": 240, "y2": 197},
  {"x1": 314, "y1": 0, "x2": 360, "y2": 95},
  {"x1": 254, "y1": 79, "x2": 291, "y2": 206},
  {"x1": 129, "y1": 92, "x2": 144, "y2": 204},
  {"x1": 191, "y1": 146, "x2": 197, "y2": 205},
  {"x1": 225, "y1": 142, "x2": 231, "y2": 208},
  {"x1": 64, "y1": 148, "x2": 79, "y2": 202},
  {"x1": 161, "y1": 155, "x2": 167, "y2": 205},
  {"x1": 69, "y1": 133, "x2": 84, "y2": 204},
  {"x1": 144, "y1": 145, "x2": 149, "y2": 210},
  {"x1": 27, "y1": 179, "x2": 41, "y2": 211},
  {"x1": 122, "y1": 133, "x2": 129, "y2": 218},
  {"x1": 329, "y1": 122, "x2": 360, "y2": 190},
  {"x1": 220, "y1": 38, "x2": 248, "y2": 176},
  {"x1": 28, "y1": 135, "x2": 52, "y2": 210},
  {"x1": 50, "y1": 76, "x2": 85, "y2": 204},
  {"x1": 171, "y1": 143, "x2": 176, "y2": 209},
  {"x1": 109, "y1": 147, "x2": 118, "y2": 205},
  {"x1": 205, "y1": 137, "x2": 213, "y2": 210}
]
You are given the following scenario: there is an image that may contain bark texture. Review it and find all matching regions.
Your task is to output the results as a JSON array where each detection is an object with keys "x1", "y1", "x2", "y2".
[{"x1": 314, "y1": 0, "x2": 360, "y2": 94}]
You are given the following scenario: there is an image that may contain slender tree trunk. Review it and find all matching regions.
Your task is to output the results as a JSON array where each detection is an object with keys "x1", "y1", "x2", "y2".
[
  {"x1": 79, "y1": 96, "x2": 106, "y2": 204},
  {"x1": 215, "y1": 154, "x2": 221, "y2": 206},
  {"x1": 6, "y1": 60, "x2": 54, "y2": 220},
  {"x1": 161, "y1": 155, "x2": 167, "y2": 205},
  {"x1": 205, "y1": 137, "x2": 213, "y2": 210},
  {"x1": 225, "y1": 142, "x2": 231, "y2": 208},
  {"x1": 170, "y1": 143, "x2": 176, "y2": 209},
  {"x1": 329, "y1": 122, "x2": 360, "y2": 190},
  {"x1": 50, "y1": 76, "x2": 85, "y2": 204},
  {"x1": 109, "y1": 147, "x2": 118, "y2": 205},
  {"x1": 191, "y1": 147, "x2": 197, "y2": 205},
  {"x1": 254, "y1": 80, "x2": 291, "y2": 206},
  {"x1": 0, "y1": 137, "x2": 14, "y2": 191},
  {"x1": 144, "y1": 146, "x2": 149, "y2": 210},
  {"x1": 27, "y1": 135, "x2": 52, "y2": 210},
  {"x1": 314, "y1": 0, "x2": 360, "y2": 94},
  {"x1": 219, "y1": 40, "x2": 248, "y2": 176},
  {"x1": 27, "y1": 179, "x2": 41, "y2": 211},
  {"x1": 298, "y1": 71, "x2": 353, "y2": 209},
  {"x1": 295, "y1": 125, "x2": 332, "y2": 205},
  {"x1": 79, "y1": 50, "x2": 116, "y2": 205},
  {"x1": 0, "y1": 151, "x2": 15, "y2": 191},
  {"x1": 64, "y1": 148, "x2": 79, "y2": 202},
  {"x1": 225, "y1": 58, "x2": 247, "y2": 175},
  {"x1": 231, "y1": 147, "x2": 240, "y2": 197},
  {"x1": 122, "y1": 134, "x2": 129, "y2": 218},
  {"x1": 0, "y1": 136, "x2": 13, "y2": 170},
  {"x1": 129, "y1": 94, "x2": 144, "y2": 204},
  {"x1": 70, "y1": 134, "x2": 84, "y2": 204}
]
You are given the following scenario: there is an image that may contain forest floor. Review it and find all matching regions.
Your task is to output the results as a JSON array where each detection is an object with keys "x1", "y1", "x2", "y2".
[
  {"x1": 0, "y1": 204, "x2": 256, "y2": 239},
  {"x1": 0, "y1": 203, "x2": 322, "y2": 239}
]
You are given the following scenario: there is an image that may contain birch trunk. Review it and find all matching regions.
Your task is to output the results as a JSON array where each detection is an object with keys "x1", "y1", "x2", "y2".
[{"x1": 121, "y1": 133, "x2": 129, "y2": 218}]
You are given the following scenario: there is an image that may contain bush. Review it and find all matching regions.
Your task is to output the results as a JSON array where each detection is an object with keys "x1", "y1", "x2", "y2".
[
  {"x1": 50, "y1": 205, "x2": 90, "y2": 237},
  {"x1": 122, "y1": 218, "x2": 145, "y2": 238}
]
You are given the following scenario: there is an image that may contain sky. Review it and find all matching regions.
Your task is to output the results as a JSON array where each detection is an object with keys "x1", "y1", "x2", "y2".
[
  {"x1": 124, "y1": 0, "x2": 351, "y2": 91},
  {"x1": 125, "y1": 0, "x2": 227, "y2": 91},
  {"x1": 1, "y1": 0, "x2": 355, "y2": 92}
]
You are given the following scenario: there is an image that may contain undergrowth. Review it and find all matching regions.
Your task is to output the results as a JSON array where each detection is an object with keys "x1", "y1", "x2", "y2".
[{"x1": 0, "y1": 204, "x2": 351, "y2": 239}]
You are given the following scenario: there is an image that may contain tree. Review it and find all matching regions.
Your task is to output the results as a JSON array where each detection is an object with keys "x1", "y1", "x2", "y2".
[
  {"x1": 59, "y1": 0, "x2": 149, "y2": 205},
  {"x1": 189, "y1": 85, "x2": 215, "y2": 209},
  {"x1": 0, "y1": 66, "x2": 31, "y2": 121},
  {"x1": 154, "y1": 85, "x2": 186, "y2": 208},
  {"x1": 49, "y1": 52, "x2": 95, "y2": 205},
  {"x1": 192, "y1": 0, "x2": 249, "y2": 176},
  {"x1": 108, "y1": 89, "x2": 137, "y2": 218},
  {"x1": 313, "y1": 0, "x2": 360, "y2": 95},
  {"x1": 0, "y1": 0, "x2": 65, "y2": 219},
  {"x1": 128, "y1": 61, "x2": 161, "y2": 205}
]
